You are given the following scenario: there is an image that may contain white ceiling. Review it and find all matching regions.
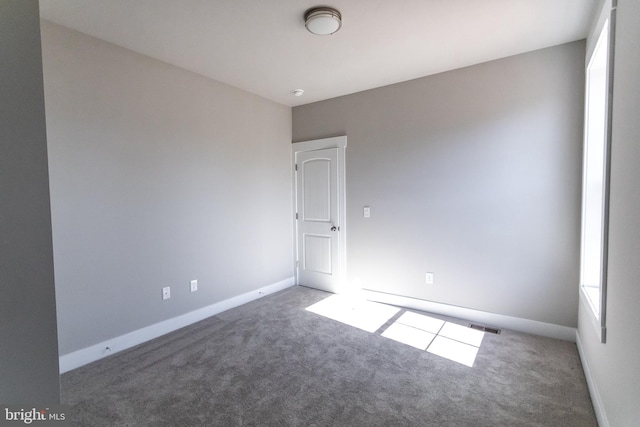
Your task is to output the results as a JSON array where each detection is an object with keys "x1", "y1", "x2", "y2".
[{"x1": 39, "y1": 0, "x2": 598, "y2": 107}]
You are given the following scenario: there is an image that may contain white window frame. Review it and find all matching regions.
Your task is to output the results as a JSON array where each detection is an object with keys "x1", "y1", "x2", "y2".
[{"x1": 579, "y1": 9, "x2": 615, "y2": 343}]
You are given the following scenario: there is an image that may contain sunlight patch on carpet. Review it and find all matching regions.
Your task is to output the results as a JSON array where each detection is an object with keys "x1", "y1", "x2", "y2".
[
  {"x1": 439, "y1": 322, "x2": 484, "y2": 347},
  {"x1": 395, "y1": 311, "x2": 445, "y2": 333},
  {"x1": 380, "y1": 311, "x2": 485, "y2": 367},
  {"x1": 381, "y1": 322, "x2": 436, "y2": 350},
  {"x1": 306, "y1": 294, "x2": 400, "y2": 333},
  {"x1": 427, "y1": 336, "x2": 480, "y2": 367},
  {"x1": 306, "y1": 294, "x2": 485, "y2": 367}
]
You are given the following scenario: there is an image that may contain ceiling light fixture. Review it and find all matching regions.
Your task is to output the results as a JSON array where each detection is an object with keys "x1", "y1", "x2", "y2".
[
  {"x1": 304, "y1": 7, "x2": 342, "y2": 35},
  {"x1": 292, "y1": 89, "x2": 305, "y2": 97}
]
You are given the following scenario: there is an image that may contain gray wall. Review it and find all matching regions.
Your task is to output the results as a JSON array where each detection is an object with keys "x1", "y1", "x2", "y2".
[
  {"x1": 577, "y1": 0, "x2": 640, "y2": 425},
  {"x1": 293, "y1": 42, "x2": 585, "y2": 327},
  {"x1": 40, "y1": 21, "x2": 293, "y2": 355},
  {"x1": 0, "y1": 1, "x2": 60, "y2": 403}
]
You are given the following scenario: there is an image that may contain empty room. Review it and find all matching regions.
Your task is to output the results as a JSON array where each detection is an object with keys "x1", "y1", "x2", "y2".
[{"x1": 1, "y1": 0, "x2": 639, "y2": 426}]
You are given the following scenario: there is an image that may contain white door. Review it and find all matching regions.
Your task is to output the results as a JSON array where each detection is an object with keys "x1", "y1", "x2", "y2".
[{"x1": 295, "y1": 147, "x2": 342, "y2": 292}]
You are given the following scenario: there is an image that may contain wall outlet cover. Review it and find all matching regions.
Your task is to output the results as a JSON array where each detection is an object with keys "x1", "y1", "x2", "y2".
[
  {"x1": 425, "y1": 273, "x2": 434, "y2": 285},
  {"x1": 162, "y1": 286, "x2": 171, "y2": 300},
  {"x1": 190, "y1": 280, "x2": 198, "y2": 292}
]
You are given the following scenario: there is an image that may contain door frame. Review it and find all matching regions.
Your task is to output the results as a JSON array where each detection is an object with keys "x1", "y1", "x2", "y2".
[{"x1": 292, "y1": 136, "x2": 347, "y2": 290}]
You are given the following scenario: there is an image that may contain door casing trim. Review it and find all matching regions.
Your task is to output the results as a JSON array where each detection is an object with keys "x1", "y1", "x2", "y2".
[{"x1": 292, "y1": 136, "x2": 347, "y2": 289}]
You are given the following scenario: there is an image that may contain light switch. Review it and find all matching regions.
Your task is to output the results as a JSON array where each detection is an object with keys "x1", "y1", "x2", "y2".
[{"x1": 363, "y1": 206, "x2": 371, "y2": 218}]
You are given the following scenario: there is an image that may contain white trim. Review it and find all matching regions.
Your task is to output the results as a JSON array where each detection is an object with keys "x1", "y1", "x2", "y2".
[
  {"x1": 59, "y1": 277, "x2": 296, "y2": 373},
  {"x1": 586, "y1": 0, "x2": 614, "y2": 61},
  {"x1": 579, "y1": 4, "x2": 616, "y2": 344},
  {"x1": 293, "y1": 135, "x2": 347, "y2": 151},
  {"x1": 576, "y1": 331, "x2": 610, "y2": 427},
  {"x1": 360, "y1": 289, "x2": 576, "y2": 342},
  {"x1": 292, "y1": 136, "x2": 347, "y2": 290},
  {"x1": 579, "y1": 287, "x2": 607, "y2": 342}
]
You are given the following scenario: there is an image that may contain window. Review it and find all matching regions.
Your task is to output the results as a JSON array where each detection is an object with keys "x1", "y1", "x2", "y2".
[{"x1": 580, "y1": 18, "x2": 613, "y2": 342}]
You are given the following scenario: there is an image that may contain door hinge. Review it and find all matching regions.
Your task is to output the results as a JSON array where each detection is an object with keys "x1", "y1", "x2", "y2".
[
  {"x1": 295, "y1": 164, "x2": 298, "y2": 171},
  {"x1": 296, "y1": 213, "x2": 298, "y2": 220}
]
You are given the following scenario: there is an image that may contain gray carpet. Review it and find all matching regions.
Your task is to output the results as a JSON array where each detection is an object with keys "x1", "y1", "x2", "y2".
[{"x1": 61, "y1": 286, "x2": 596, "y2": 426}]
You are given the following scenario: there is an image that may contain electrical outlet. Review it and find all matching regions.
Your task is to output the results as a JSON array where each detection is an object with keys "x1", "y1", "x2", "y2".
[
  {"x1": 162, "y1": 286, "x2": 171, "y2": 300},
  {"x1": 363, "y1": 206, "x2": 371, "y2": 218},
  {"x1": 190, "y1": 279, "x2": 198, "y2": 292},
  {"x1": 425, "y1": 272, "x2": 434, "y2": 285}
]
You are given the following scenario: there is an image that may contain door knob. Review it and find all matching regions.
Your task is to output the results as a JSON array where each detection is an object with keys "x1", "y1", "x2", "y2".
[{"x1": 331, "y1": 226, "x2": 337, "y2": 231}]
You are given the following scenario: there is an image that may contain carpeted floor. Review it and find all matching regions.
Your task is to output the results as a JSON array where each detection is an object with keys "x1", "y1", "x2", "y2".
[{"x1": 61, "y1": 286, "x2": 597, "y2": 426}]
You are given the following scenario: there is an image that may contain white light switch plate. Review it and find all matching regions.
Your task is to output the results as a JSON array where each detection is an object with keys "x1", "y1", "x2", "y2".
[
  {"x1": 162, "y1": 286, "x2": 171, "y2": 300},
  {"x1": 364, "y1": 206, "x2": 371, "y2": 218},
  {"x1": 190, "y1": 280, "x2": 198, "y2": 292}
]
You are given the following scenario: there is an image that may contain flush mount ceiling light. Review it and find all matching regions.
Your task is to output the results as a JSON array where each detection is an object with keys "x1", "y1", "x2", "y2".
[
  {"x1": 292, "y1": 89, "x2": 304, "y2": 97},
  {"x1": 304, "y1": 7, "x2": 342, "y2": 35}
]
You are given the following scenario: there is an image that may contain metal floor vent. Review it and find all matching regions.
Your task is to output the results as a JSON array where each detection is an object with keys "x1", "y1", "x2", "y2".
[{"x1": 468, "y1": 323, "x2": 501, "y2": 334}]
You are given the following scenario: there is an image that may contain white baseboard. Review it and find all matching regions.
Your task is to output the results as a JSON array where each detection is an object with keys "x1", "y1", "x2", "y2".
[
  {"x1": 576, "y1": 331, "x2": 609, "y2": 427},
  {"x1": 359, "y1": 289, "x2": 576, "y2": 342},
  {"x1": 59, "y1": 277, "x2": 296, "y2": 373}
]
